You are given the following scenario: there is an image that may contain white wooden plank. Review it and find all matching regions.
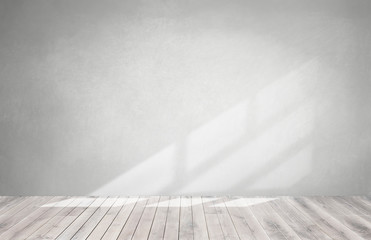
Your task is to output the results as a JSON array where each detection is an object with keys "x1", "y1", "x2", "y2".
[
  {"x1": 0, "y1": 197, "x2": 12, "y2": 204},
  {"x1": 117, "y1": 197, "x2": 148, "y2": 240},
  {"x1": 132, "y1": 196, "x2": 160, "y2": 240},
  {"x1": 214, "y1": 197, "x2": 240, "y2": 240},
  {"x1": 202, "y1": 196, "x2": 224, "y2": 240},
  {"x1": 335, "y1": 197, "x2": 371, "y2": 215},
  {"x1": 0, "y1": 196, "x2": 69, "y2": 240},
  {"x1": 148, "y1": 196, "x2": 170, "y2": 240},
  {"x1": 0, "y1": 197, "x2": 18, "y2": 213},
  {"x1": 248, "y1": 198, "x2": 300, "y2": 240},
  {"x1": 27, "y1": 197, "x2": 85, "y2": 240},
  {"x1": 334, "y1": 197, "x2": 371, "y2": 223},
  {"x1": 192, "y1": 196, "x2": 209, "y2": 240},
  {"x1": 359, "y1": 196, "x2": 371, "y2": 207},
  {"x1": 163, "y1": 196, "x2": 181, "y2": 240},
  {"x1": 101, "y1": 196, "x2": 139, "y2": 240},
  {"x1": 228, "y1": 197, "x2": 270, "y2": 240},
  {"x1": 0, "y1": 196, "x2": 53, "y2": 235},
  {"x1": 0, "y1": 195, "x2": 370, "y2": 240},
  {"x1": 223, "y1": 197, "x2": 255, "y2": 240},
  {"x1": 42, "y1": 197, "x2": 96, "y2": 239},
  {"x1": 351, "y1": 196, "x2": 371, "y2": 215},
  {"x1": 0, "y1": 197, "x2": 27, "y2": 216},
  {"x1": 286, "y1": 197, "x2": 363, "y2": 240},
  {"x1": 269, "y1": 198, "x2": 332, "y2": 240},
  {"x1": 179, "y1": 196, "x2": 194, "y2": 240},
  {"x1": 87, "y1": 197, "x2": 128, "y2": 239},
  {"x1": 56, "y1": 197, "x2": 107, "y2": 240},
  {"x1": 310, "y1": 196, "x2": 371, "y2": 239},
  {"x1": 71, "y1": 197, "x2": 118, "y2": 239}
]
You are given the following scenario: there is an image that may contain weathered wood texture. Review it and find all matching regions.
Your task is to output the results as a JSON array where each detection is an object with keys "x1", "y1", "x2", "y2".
[{"x1": 0, "y1": 196, "x2": 370, "y2": 239}]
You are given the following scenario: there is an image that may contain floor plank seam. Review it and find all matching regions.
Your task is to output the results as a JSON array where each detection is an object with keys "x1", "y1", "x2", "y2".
[
  {"x1": 100, "y1": 197, "x2": 129, "y2": 239},
  {"x1": 0, "y1": 196, "x2": 370, "y2": 240}
]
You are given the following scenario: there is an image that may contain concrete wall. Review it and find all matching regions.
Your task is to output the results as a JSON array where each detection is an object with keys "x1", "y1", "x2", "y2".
[{"x1": 0, "y1": 0, "x2": 370, "y2": 196}]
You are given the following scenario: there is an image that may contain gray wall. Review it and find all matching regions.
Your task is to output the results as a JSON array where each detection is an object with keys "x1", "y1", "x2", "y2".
[{"x1": 0, "y1": 0, "x2": 370, "y2": 196}]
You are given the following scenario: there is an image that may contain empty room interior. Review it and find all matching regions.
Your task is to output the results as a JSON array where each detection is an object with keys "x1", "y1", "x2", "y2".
[{"x1": 0, "y1": 0, "x2": 371, "y2": 239}]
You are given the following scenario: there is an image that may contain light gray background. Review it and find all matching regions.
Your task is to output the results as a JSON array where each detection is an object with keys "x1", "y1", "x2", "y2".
[{"x1": 0, "y1": 0, "x2": 370, "y2": 196}]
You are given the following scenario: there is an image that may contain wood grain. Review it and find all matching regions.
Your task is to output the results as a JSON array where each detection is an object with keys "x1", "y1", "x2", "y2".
[{"x1": 0, "y1": 196, "x2": 368, "y2": 239}]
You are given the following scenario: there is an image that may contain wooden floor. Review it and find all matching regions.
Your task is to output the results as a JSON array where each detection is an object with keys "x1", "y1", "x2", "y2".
[{"x1": 0, "y1": 196, "x2": 371, "y2": 239}]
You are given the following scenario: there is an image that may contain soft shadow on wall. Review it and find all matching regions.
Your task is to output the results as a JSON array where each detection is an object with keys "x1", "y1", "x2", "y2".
[{"x1": 0, "y1": 0, "x2": 370, "y2": 195}]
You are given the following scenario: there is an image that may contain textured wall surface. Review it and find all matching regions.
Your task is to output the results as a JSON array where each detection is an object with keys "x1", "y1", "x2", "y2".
[{"x1": 0, "y1": 0, "x2": 370, "y2": 195}]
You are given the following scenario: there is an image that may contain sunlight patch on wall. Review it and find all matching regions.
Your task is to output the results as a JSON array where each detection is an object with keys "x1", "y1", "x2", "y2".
[
  {"x1": 256, "y1": 59, "x2": 318, "y2": 124},
  {"x1": 249, "y1": 145, "x2": 313, "y2": 190},
  {"x1": 179, "y1": 98, "x2": 314, "y2": 193},
  {"x1": 88, "y1": 58, "x2": 318, "y2": 195},
  {"x1": 186, "y1": 99, "x2": 251, "y2": 172},
  {"x1": 178, "y1": 60, "x2": 317, "y2": 193},
  {"x1": 182, "y1": 59, "x2": 318, "y2": 180},
  {"x1": 90, "y1": 144, "x2": 176, "y2": 195}
]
